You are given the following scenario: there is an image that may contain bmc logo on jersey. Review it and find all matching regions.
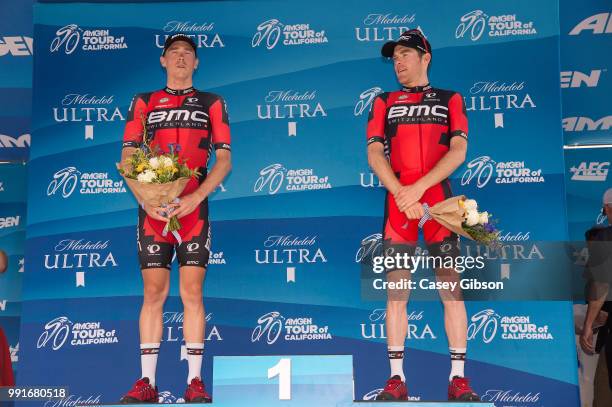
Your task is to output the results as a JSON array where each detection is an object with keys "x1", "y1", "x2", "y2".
[
  {"x1": 570, "y1": 162, "x2": 610, "y2": 182},
  {"x1": 560, "y1": 70, "x2": 604, "y2": 88},
  {"x1": 569, "y1": 13, "x2": 612, "y2": 35},
  {"x1": 147, "y1": 110, "x2": 208, "y2": 124},
  {"x1": 0, "y1": 36, "x2": 33, "y2": 56},
  {"x1": 387, "y1": 104, "x2": 448, "y2": 119}
]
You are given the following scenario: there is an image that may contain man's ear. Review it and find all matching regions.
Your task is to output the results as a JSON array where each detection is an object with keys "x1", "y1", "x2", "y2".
[
  {"x1": 194, "y1": 58, "x2": 199, "y2": 70},
  {"x1": 160, "y1": 55, "x2": 166, "y2": 68}
]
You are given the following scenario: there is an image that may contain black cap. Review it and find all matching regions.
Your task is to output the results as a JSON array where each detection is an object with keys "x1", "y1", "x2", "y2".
[
  {"x1": 381, "y1": 29, "x2": 431, "y2": 58},
  {"x1": 162, "y1": 34, "x2": 197, "y2": 56}
]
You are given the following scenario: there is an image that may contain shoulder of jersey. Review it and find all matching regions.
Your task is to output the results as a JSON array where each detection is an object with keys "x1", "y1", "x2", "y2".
[
  {"x1": 195, "y1": 90, "x2": 223, "y2": 100},
  {"x1": 430, "y1": 87, "x2": 461, "y2": 97}
]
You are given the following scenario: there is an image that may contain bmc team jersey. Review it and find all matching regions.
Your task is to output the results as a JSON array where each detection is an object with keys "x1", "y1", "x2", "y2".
[
  {"x1": 366, "y1": 84, "x2": 468, "y2": 246},
  {"x1": 122, "y1": 87, "x2": 230, "y2": 268}
]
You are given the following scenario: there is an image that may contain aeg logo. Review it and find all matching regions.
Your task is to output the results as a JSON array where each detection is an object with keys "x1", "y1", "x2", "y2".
[
  {"x1": 0, "y1": 36, "x2": 33, "y2": 56},
  {"x1": 570, "y1": 162, "x2": 610, "y2": 182},
  {"x1": 560, "y1": 70, "x2": 603, "y2": 88},
  {"x1": 387, "y1": 104, "x2": 448, "y2": 119},
  {"x1": 147, "y1": 110, "x2": 208, "y2": 124}
]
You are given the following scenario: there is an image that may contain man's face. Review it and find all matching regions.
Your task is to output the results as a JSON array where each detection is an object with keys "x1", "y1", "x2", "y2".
[
  {"x1": 392, "y1": 45, "x2": 428, "y2": 85},
  {"x1": 160, "y1": 41, "x2": 198, "y2": 80}
]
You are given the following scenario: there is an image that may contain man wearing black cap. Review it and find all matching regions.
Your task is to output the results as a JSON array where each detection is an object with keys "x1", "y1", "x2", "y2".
[
  {"x1": 366, "y1": 29, "x2": 479, "y2": 401},
  {"x1": 119, "y1": 33, "x2": 231, "y2": 404}
]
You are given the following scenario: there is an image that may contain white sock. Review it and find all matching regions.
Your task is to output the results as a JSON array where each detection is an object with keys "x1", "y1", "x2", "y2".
[
  {"x1": 140, "y1": 343, "x2": 160, "y2": 386},
  {"x1": 186, "y1": 343, "x2": 204, "y2": 384},
  {"x1": 449, "y1": 347, "x2": 466, "y2": 381},
  {"x1": 388, "y1": 346, "x2": 405, "y2": 382}
]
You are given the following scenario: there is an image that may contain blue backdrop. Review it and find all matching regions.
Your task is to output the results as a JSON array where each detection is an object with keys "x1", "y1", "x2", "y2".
[{"x1": 11, "y1": 0, "x2": 584, "y2": 405}]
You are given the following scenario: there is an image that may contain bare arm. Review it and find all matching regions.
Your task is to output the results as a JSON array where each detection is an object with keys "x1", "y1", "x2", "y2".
[
  {"x1": 394, "y1": 136, "x2": 467, "y2": 214},
  {"x1": 193, "y1": 149, "x2": 232, "y2": 201},
  {"x1": 172, "y1": 149, "x2": 232, "y2": 219},
  {"x1": 580, "y1": 281, "x2": 609, "y2": 353},
  {"x1": 415, "y1": 136, "x2": 467, "y2": 191},
  {"x1": 367, "y1": 142, "x2": 401, "y2": 195},
  {"x1": 120, "y1": 146, "x2": 137, "y2": 172}
]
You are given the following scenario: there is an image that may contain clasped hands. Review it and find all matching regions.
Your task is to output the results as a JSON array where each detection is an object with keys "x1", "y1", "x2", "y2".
[{"x1": 394, "y1": 183, "x2": 426, "y2": 220}]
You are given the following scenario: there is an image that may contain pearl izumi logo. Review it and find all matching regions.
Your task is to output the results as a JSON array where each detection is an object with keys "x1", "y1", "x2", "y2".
[
  {"x1": 251, "y1": 311, "x2": 332, "y2": 345},
  {"x1": 44, "y1": 239, "x2": 117, "y2": 271},
  {"x1": 361, "y1": 308, "x2": 436, "y2": 340},
  {"x1": 455, "y1": 10, "x2": 536, "y2": 42},
  {"x1": 156, "y1": 21, "x2": 225, "y2": 49},
  {"x1": 252, "y1": 19, "x2": 328, "y2": 50},
  {"x1": 50, "y1": 24, "x2": 127, "y2": 54},
  {"x1": 53, "y1": 94, "x2": 124, "y2": 140},
  {"x1": 37, "y1": 316, "x2": 119, "y2": 350},
  {"x1": 570, "y1": 162, "x2": 610, "y2": 181},
  {"x1": 47, "y1": 166, "x2": 126, "y2": 198},
  {"x1": 461, "y1": 156, "x2": 544, "y2": 188},
  {"x1": 354, "y1": 13, "x2": 416, "y2": 42},
  {"x1": 354, "y1": 87, "x2": 383, "y2": 116},
  {"x1": 254, "y1": 164, "x2": 331, "y2": 195},
  {"x1": 467, "y1": 309, "x2": 553, "y2": 343}
]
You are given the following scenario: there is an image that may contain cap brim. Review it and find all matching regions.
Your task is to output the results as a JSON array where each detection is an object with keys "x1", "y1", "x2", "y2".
[
  {"x1": 381, "y1": 41, "x2": 398, "y2": 58},
  {"x1": 163, "y1": 38, "x2": 197, "y2": 56}
]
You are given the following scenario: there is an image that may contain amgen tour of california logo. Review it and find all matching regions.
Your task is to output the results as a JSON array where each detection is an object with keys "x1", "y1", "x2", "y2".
[
  {"x1": 253, "y1": 163, "x2": 331, "y2": 195},
  {"x1": 467, "y1": 309, "x2": 553, "y2": 343},
  {"x1": 47, "y1": 166, "x2": 126, "y2": 198},
  {"x1": 354, "y1": 87, "x2": 383, "y2": 116},
  {"x1": 251, "y1": 311, "x2": 332, "y2": 345},
  {"x1": 455, "y1": 10, "x2": 536, "y2": 42},
  {"x1": 37, "y1": 316, "x2": 119, "y2": 350},
  {"x1": 460, "y1": 156, "x2": 544, "y2": 188},
  {"x1": 50, "y1": 24, "x2": 127, "y2": 54},
  {"x1": 252, "y1": 19, "x2": 328, "y2": 49}
]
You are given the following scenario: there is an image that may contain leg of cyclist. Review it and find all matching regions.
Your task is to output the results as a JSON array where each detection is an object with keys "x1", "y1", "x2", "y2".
[
  {"x1": 376, "y1": 195, "x2": 414, "y2": 401},
  {"x1": 424, "y1": 193, "x2": 479, "y2": 402},
  {"x1": 177, "y1": 207, "x2": 212, "y2": 403}
]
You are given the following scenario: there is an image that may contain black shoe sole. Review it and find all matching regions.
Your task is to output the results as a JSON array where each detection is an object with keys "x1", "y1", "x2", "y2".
[
  {"x1": 375, "y1": 393, "x2": 407, "y2": 401},
  {"x1": 185, "y1": 397, "x2": 212, "y2": 403},
  {"x1": 119, "y1": 396, "x2": 158, "y2": 404}
]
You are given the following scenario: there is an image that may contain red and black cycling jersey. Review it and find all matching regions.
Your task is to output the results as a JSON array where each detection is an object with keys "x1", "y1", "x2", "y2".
[
  {"x1": 122, "y1": 86, "x2": 230, "y2": 240},
  {"x1": 366, "y1": 84, "x2": 467, "y2": 177}
]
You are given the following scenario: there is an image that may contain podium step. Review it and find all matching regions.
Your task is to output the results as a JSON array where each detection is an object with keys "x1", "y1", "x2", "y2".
[{"x1": 97, "y1": 355, "x2": 494, "y2": 406}]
